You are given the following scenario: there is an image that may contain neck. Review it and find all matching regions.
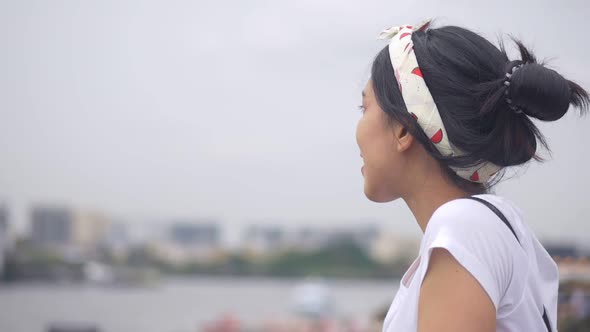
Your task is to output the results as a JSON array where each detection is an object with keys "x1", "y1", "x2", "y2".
[{"x1": 403, "y1": 175, "x2": 470, "y2": 233}]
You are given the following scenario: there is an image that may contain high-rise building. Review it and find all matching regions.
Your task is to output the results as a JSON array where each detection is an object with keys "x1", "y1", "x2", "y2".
[
  {"x1": 151, "y1": 222, "x2": 222, "y2": 264},
  {"x1": 71, "y1": 211, "x2": 110, "y2": 252},
  {"x1": 0, "y1": 205, "x2": 9, "y2": 277},
  {"x1": 104, "y1": 222, "x2": 130, "y2": 257},
  {"x1": 30, "y1": 206, "x2": 72, "y2": 248},
  {"x1": 243, "y1": 225, "x2": 285, "y2": 256},
  {"x1": 291, "y1": 224, "x2": 380, "y2": 252},
  {"x1": 169, "y1": 223, "x2": 219, "y2": 248},
  {"x1": 241, "y1": 224, "x2": 381, "y2": 257},
  {"x1": 30, "y1": 205, "x2": 109, "y2": 256}
]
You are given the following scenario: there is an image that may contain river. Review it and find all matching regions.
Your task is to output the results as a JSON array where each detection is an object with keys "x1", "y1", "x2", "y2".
[{"x1": 0, "y1": 276, "x2": 398, "y2": 332}]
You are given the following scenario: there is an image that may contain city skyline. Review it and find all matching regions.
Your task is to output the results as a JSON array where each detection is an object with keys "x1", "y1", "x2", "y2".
[
  {"x1": 2, "y1": 201, "x2": 589, "y2": 252},
  {"x1": 0, "y1": 201, "x2": 399, "y2": 248}
]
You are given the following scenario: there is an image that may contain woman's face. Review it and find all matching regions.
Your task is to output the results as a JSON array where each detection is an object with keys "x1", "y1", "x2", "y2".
[{"x1": 356, "y1": 80, "x2": 407, "y2": 202}]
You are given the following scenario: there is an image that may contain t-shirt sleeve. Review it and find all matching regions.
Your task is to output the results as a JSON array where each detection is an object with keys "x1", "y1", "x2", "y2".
[{"x1": 417, "y1": 199, "x2": 517, "y2": 310}]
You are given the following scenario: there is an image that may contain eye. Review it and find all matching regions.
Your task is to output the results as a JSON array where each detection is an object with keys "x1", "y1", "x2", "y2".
[{"x1": 358, "y1": 105, "x2": 366, "y2": 113}]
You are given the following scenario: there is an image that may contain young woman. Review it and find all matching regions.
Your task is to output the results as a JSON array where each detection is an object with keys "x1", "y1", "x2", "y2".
[{"x1": 357, "y1": 20, "x2": 588, "y2": 331}]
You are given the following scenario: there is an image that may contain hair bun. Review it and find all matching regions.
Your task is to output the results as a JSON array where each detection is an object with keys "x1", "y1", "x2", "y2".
[{"x1": 509, "y1": 63, "x2": 571, "y2": 121}]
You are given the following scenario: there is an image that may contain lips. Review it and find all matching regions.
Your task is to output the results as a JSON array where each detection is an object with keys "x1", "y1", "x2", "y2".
[{"x1": 360, "y1": 153, "x2": 365, "y2": 175}]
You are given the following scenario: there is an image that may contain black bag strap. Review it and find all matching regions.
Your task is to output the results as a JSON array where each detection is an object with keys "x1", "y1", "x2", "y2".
[
  {"x1": 467, "y1": 196, "x2": 519, "y2": 243},
  {"x1": 465, "y1": 196, "x2": 552, "y2": 332}
]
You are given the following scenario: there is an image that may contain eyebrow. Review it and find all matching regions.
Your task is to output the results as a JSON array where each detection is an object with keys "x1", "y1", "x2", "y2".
[{"x1": 362, "y1": 90, "x2": 366, "y2": 98}]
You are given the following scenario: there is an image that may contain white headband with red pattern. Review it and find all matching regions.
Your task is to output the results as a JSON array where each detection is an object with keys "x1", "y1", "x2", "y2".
[{"x1": 378, "y1": 19, "x2": 501, "y2": 183}]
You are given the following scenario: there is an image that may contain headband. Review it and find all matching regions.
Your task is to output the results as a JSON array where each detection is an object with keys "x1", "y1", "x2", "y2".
[{"x1": 378, "y1": 19, "x2": 501, "y2": 183}]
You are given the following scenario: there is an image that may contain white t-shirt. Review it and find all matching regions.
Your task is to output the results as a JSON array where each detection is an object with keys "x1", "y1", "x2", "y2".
[{"x1": 382, "y1": 194, "x2": 559, "y2": 332}]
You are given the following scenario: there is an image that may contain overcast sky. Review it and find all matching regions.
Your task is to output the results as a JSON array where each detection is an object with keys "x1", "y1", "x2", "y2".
[{"x1": 0, "y1": 0, "x2": 588, "y2": 242}]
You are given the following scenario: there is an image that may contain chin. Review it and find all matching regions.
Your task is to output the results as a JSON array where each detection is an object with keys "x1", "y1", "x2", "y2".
[{"x1": 364, "y1": 185, "x2": 398, "y2": 203}]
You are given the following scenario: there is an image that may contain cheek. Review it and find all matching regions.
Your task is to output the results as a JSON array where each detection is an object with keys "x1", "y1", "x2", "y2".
[
  {"x1": 357, "y1": 114, "x2": 402, "y2": 197},
  {"x1": 356, "y1": 117, "x2": 368, "y2": 151},
  {"x1": 356, "y1": 111, "x2": 383, "y2": 150},
  {"x1": 363, "y1": 139, "x2": 402, "y2": 202},
  {"x1": 357, "y1": 114, "x2": 391, "y2": 164}
]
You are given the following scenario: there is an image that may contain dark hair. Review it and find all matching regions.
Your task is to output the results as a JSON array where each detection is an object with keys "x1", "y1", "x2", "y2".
[{"x1": 371, "y1": 25, "x2": 589, "y2": 194}]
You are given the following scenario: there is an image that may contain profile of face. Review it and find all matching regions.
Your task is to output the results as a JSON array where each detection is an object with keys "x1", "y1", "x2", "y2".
[{"x1": 356, "y1": 80, "x2": 412, "y2": 203}]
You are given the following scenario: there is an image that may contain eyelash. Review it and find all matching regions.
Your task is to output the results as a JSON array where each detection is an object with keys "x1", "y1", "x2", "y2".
[{"x1": 358, "y1": 105, "x2": 365, "y2": 113}]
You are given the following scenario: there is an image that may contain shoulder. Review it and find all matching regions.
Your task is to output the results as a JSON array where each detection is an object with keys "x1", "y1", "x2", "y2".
[
  {"x1": 423, "y1": 196, "x2": 519, "y2": 249},
  {"x1": 418, "y1": 196, "x2": 521, "y2": 309}
]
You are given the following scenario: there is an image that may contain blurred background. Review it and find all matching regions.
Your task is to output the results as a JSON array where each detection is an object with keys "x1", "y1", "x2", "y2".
[{"x1": 0, "y1": 0, "x2": 589, "y2": 331}]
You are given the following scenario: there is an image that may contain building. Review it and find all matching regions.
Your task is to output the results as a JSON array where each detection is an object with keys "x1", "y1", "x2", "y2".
[
  {"x1": 242, "y1": 225, "x2": 285, "y2": 256},
  {"x1": 30, "y1": 206, "x2": 72, "y2": 248},
  {"x1": 169, "y1": 223, "x2": 219, "y2": 248},
  {"x1": 545, "y1": 243, "x2": 582, "y2": 260},
  {"x1": 151, "y1": 222, "x2": 222, "y2": 264},
  {"x1": 30, "y1": 205, "x2": 110, "y2": 257},
  {"x1": 71, "y1": 210, "x2": 110, "y2": 253},
  {"x1": 104, "y1": 222, "x2": 131, "y2": 259},
  {"x1": 291, "y1": 224, "x2": 380, "y2": 252},
  {"x1": 0, "y1": 205, "x2": 9, "y2": 277},
  {"x1": 369, "y1": 232, "x2": 420, "y2": 264},
  {"x1": 241, "y1": 224, "x2": 381, "y2": 257}
]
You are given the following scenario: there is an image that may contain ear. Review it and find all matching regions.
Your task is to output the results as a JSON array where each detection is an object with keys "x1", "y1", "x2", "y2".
[{"x1": 392, "y1": 123, "x2": 414, "y2": 153}]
